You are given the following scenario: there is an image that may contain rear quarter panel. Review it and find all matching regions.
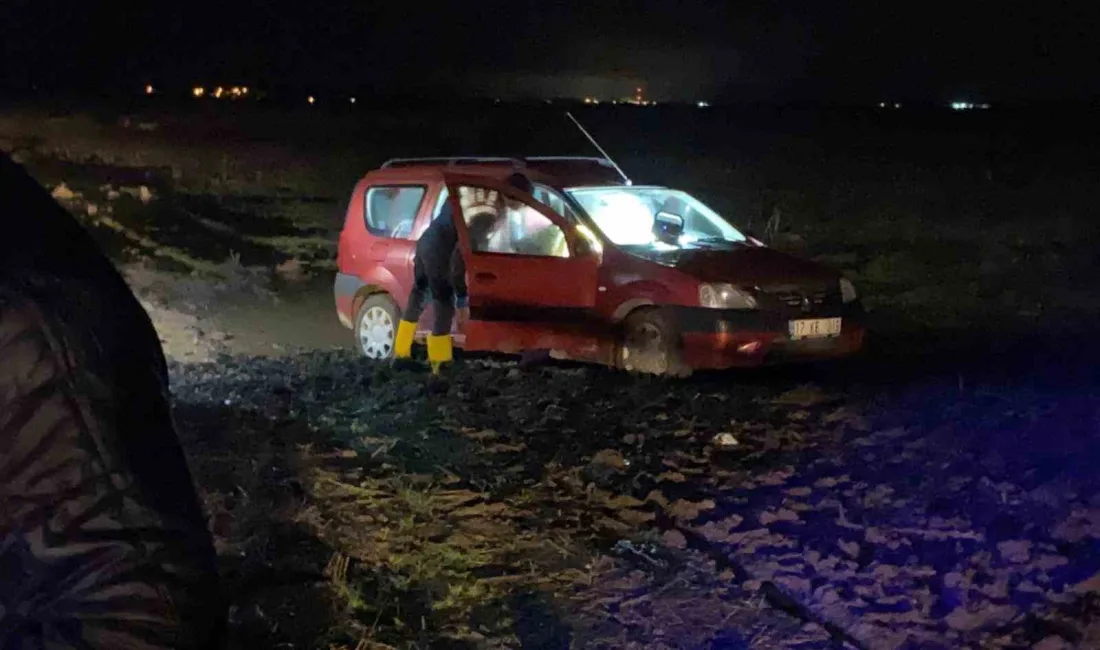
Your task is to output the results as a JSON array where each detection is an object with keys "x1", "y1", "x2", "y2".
[{"x1": 336, "y1": 174, "x2": 435, "y2": 320}]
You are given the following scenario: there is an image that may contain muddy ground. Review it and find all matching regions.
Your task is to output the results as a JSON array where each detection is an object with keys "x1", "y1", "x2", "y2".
[{"x1": 4, "y1": 105, "x2": 1100, "y2": 649}]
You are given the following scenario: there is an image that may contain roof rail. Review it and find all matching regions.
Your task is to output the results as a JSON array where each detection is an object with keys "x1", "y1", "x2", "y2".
[
  {"x1": 379, "y1": 155, "x2": 616, "y2": 170},
  {"x1": 379, "y1": 156, "x2": 527, "y2": 169},
  {"x1": 525, "y1": 156, "x2": 615, "y2": 168}
]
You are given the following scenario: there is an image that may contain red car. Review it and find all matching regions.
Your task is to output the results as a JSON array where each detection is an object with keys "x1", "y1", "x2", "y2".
[{"x1": 334, "y1": 156, "x2": 864, "y2": 376}]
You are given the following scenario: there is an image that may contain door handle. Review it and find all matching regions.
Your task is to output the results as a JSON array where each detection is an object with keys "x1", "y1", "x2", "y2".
[{"x1": 474, "y1": 272, "x2": 497, "y2": 282}]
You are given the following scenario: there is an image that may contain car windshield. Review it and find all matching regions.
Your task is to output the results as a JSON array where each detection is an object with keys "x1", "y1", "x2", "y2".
[{"x1": 565, "y1": 187, "x2": 746, "y2": 249}]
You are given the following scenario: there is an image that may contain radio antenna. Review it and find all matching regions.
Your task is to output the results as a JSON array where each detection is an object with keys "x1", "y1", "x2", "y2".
[{"x1": 565, "y1": 111, "x2": 632, "y2": 185}]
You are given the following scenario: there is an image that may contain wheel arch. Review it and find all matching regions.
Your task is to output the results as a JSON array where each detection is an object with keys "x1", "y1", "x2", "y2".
[
  {"x1": 352, "y1": 285, "x2": 397, "y2": 319},
  {"x1": 608, "y1": 279, "x2": 681, "y2": 324},
  {"x1": 610, "y1": 298, "x2": 657, "y2": 324}
]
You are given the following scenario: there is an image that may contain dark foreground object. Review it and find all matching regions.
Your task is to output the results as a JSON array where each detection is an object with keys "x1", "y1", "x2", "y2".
[{"x1": 0, "y1": 154, "x2": 222, "y2": 648}]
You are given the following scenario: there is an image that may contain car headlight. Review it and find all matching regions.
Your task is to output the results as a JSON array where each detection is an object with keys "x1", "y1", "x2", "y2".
[
  {"x1": 699, "y1": 283, "x2": 757, "y2": 309},
  {"x1": 840, "y1": 277, "x2": 858, "y2": 303}
]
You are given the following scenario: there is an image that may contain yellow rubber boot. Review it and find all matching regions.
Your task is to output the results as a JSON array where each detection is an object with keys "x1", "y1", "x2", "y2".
[
  {"x1": 394, "y1": 320, "x2": 417, "y2": 359},
  {"x1": 426, "y1": 334, "x2": 453, "y2": 375}
]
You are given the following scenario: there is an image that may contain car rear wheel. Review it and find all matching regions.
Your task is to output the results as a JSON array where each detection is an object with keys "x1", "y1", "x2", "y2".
[
  {"x1": 618, "y1": 308, "x2": 691, "y2": 378},
  {"x1": 356, "y1": 294, "x2": 399, "y2": 360}
]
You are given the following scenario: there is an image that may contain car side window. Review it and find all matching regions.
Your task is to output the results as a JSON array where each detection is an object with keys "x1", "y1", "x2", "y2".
[
  {"x1": 364, "y1": 185, "x2": 426, "y2": 239},
  {"x1": 531, "y1": 184, "x2": 579, "y2": 223},
  {"x1": 455, "y1": 185, "x2": 570, "y2": 258}
]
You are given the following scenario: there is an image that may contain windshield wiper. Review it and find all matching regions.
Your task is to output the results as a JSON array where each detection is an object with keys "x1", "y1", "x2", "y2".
[{"x1": 688, "y1": 237, "x2": 748, "y2": 247}]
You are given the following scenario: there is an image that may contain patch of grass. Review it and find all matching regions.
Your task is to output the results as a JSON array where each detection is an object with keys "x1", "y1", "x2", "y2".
[
  {"x1": 94, "y1": 215, "x2": 226, "y2": 274},
  {"x1": 297, "y1": 458, "x2": 612, "y2": 643},
  {"x1": 244, "y1": 234, "x2": 335, "y2": 259}
]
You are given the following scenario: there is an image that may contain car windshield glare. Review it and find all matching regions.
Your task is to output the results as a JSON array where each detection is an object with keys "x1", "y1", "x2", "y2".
[{"x1": 565, "y1": 187, "x2": 746, "y2": 249}]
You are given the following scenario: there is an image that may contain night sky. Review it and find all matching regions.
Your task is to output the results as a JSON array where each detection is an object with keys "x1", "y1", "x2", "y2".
[{"x1": 3, "y1": 1, "x2": 1099, "y2": 103}]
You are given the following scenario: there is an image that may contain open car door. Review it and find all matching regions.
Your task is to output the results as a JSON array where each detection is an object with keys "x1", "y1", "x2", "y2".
[{"x1": 442, "y1": 172, "x2": 601, "y2": 356}]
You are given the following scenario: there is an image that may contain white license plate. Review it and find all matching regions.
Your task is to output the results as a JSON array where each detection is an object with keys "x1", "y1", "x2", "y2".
[{"x1": 789, "y1": 317, "x2": 842, "y2": 340}]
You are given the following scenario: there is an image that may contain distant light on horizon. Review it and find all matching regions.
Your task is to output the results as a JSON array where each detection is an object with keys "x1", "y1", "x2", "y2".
[
  {"x1": 145, "y1": 84, "x2": 154, "y2": 95},
  {"x1": 350, "y1": 96, "x2": 356, "y2": 104},
  {"x1": 697, "y1": 100, "x2": 710, "y2": 108},
  {"x1": 308, "y1": 95, "x2": 316, "y2": 105},
  {"x1": 191, "y1": 85, "x2": 250, "y2": 100},
  {"x1": 951, "y1": 101, "x2": 990, "y2": 110}
]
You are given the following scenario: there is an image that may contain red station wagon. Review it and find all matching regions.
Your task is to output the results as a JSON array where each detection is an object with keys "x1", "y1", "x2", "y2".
[{"x1": 334, "y1": 156, "x2": 865, "y2": 376}]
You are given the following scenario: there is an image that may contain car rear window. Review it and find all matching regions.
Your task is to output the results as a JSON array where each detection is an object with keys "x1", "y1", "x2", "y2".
[{"x1": 364, "y1": 185, "x2": 426, "y2": 239}]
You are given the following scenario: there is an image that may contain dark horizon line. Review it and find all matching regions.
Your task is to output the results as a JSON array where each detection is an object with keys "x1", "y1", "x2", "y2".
[
  {"x1": 6, "y1": 78, "x2": 1100, "y2": 108},
  {"x1": 6, "y1": 89, "x2": 1100, "y2": 112}
]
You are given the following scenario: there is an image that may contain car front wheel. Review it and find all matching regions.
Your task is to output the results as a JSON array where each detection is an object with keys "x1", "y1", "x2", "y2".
[
  {"x1": 618, "y1": 308, "x2": 691, "y2": 378},
  {"x1": 355, "y1": 294, "x2": 399, "y2": 360}
]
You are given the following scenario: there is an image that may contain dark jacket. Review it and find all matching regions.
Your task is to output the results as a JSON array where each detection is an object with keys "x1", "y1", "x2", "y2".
[
  {"x1": 0, "y1": 154, "x2": 222, "y2": 648},
  {"x1": 415, "y1": 202, "x2": 469, "y2": 307}
]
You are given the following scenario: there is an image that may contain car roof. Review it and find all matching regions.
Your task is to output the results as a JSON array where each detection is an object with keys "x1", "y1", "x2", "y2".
[{"x1": 363, "y1": 156, "x2": 630, "y2": 189}]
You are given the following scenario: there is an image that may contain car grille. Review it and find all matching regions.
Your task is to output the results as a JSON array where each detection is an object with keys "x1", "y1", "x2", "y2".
[{"x1": 772, "y1": 288, "x2": 831, "y2": 310}]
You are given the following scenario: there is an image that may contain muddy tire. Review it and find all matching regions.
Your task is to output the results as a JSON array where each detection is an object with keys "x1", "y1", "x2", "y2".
[
  {"x1": 355, "y1": 294, "x2": 400, "y2": 360},
  {"x1": 618, "y1": 308, "x2": 691, "y2": 378}
]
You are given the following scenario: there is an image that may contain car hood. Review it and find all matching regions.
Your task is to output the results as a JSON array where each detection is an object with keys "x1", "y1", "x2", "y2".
[{"x1": 627, "y1": 245, "x2": 839, "y2": 288}]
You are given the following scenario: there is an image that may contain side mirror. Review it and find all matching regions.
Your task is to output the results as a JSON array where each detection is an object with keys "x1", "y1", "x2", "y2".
[{"x1": 654, "y1": 211, "x2": 685, "y2": 241}]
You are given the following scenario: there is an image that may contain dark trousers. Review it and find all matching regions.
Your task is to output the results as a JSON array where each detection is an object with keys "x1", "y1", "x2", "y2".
[{"x1": 402, "y1": 254, "x2": 455, "y2": 336}]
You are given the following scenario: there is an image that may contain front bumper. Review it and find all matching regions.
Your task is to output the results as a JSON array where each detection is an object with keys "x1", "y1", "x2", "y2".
[{"x1": 670, "y1": 301, "x2": 866, "y2": 369}]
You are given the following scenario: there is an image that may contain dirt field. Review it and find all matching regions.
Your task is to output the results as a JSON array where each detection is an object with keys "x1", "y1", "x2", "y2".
[{"x1": 3, "y1": 103, "x2": 1100, "y2": 649}]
